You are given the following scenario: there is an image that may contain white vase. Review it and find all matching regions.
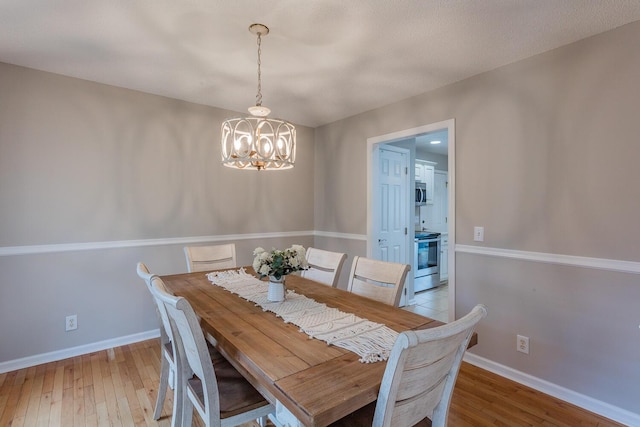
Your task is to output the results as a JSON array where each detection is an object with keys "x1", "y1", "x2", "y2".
[{"x1": 267, "y1": 276, "x2": 286, "y2": 302}]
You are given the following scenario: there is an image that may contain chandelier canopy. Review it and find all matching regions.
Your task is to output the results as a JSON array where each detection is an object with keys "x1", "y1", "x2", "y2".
[{"x1": 221, "y1": 24, "x2": 296, "y2": 171}]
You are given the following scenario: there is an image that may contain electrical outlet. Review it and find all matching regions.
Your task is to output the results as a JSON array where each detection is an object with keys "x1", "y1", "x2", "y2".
[
  {"x1": 474, "y1": 226, "x2": 484, "y2": 241},
  {"x1": 517, "y1": 334, "x2": 529, "y2": 354},
  {"x1": 66, "y1": 315, "x2": 77, "y2": 331}
]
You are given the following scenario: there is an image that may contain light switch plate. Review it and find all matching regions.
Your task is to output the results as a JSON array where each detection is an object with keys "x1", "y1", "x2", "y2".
[{"x1": 474, "y1": 226, "x2": 484, "y2": 242}]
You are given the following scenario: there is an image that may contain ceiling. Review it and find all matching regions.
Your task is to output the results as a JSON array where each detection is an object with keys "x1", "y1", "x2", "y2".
[
  {"x1": 2, "y1": 1, "x2": 640, "y2": 128},
  {"x1": 416, "y1": 130, "x2": 449, "y2": 157}
]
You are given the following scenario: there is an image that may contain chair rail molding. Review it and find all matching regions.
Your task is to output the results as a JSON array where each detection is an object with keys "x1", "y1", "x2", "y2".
[
  {"x1": 0, "y1": 231, "x2": 316, "y2": 256},
  {"x1": 456, "y1": 244, "x2": 640, "y2": 275}
]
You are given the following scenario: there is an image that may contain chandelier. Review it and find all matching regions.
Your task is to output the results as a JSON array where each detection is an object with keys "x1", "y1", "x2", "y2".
[{"x1": 221, "y1": 24, "x2": 296, "y2": 171}]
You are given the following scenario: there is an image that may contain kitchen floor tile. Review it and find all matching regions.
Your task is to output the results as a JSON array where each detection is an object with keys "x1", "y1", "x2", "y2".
[{"x1": 405, "y1": 284, "x2": 449, "y2": 322}]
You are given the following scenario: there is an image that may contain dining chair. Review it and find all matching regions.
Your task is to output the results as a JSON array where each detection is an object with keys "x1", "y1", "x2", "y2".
[
  {"x1": 346, "y1": 256, "x2": 411, "y2": 307},
  {"x1": 149, "y1": 275, "x2": 274, "y2": 427},
  {"x1": 136, "y1": 262, "x2": 178, "y2": 422},
  {"x1": 184, "y1": 243, "x2": 237, "y2": 273},
  {"x1": 330, "y1": 304, "x2": 487, "y2": 427},
  {"x1": 300, "y1": 247, "x2": 347, "y2": 287}
]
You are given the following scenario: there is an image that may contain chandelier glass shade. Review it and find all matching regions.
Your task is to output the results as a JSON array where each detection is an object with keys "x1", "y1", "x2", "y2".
[{"x1": 221, "y1": 24, "x2": 296, "y2": 171}]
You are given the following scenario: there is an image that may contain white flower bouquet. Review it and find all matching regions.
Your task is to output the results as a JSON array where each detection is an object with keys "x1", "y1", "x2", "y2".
[{"x1": 252, "y1": 245, "x2": 309, "y2": 280}]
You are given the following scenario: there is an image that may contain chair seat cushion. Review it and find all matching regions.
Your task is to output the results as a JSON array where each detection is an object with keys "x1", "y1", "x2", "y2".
[
  {"x1": 328, "y1": 401, "x2": 431, "y2": 427},
  {"x1": 187, "y1": 355, "x2": 269, "y2": 419}
]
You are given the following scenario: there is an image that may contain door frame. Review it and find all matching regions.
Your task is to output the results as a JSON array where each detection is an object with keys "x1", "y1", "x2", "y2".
[{"x1": 367, "y1": 118, "x2": 455, "y2": 319}]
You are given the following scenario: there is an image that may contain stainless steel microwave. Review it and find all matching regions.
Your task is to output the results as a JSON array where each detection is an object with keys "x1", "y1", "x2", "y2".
[{"x1": 415, "y1": 182, "x2": 427, "y2": 206}]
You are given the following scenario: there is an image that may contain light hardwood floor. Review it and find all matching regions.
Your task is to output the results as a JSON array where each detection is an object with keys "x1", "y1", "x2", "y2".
[{"x1": 0, "y1": 339, "x2": 624, "y2": 426}]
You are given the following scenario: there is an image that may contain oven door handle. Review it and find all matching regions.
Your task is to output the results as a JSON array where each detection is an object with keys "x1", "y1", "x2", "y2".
[{"x1": 417, "y1": 238, "x2": 440, "y2": 243}]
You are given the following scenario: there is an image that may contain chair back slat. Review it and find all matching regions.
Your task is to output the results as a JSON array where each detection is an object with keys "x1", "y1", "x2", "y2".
[
  {"x1": 347, "y1": 256, "x2": 410, "y2": 307},
  {"x1": 184, "y1": 244, "x2": 237, "y2": 273},
  {"x1": 301, "y1": 247, "x2": 347, "y2": 287}
]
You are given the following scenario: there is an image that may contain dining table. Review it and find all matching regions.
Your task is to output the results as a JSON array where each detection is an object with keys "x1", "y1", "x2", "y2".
[{"x1": 161, "y1": 268, "x2": 473, "y2": 427}]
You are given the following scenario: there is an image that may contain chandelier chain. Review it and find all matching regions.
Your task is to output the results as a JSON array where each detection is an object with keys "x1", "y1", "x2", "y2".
[{"x1": 256, "y1": 33, "x2": 263, "y2": 107}]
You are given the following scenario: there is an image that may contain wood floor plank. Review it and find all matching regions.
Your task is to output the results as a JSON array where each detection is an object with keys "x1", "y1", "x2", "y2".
[
  {"x1": 101, "y1": 358, "x2": 122, "y2": 427},
  {"x1": 73, "y1": 357, "x2": 85, "y2": 427},
  {"x1": 49, "y1": 385, "x2": 63, "y2": 427},
  {"x1": 0, "y1": 338, "x2": 627, "y2": 427},
  {"x1": 23, "y1": 365, "x2": 46, "y2": 427},
  {"x1": 12, "y1": 366, "x2": 26, "y2": 387},
  {"x1": 96, "y1": 401, "x2": 110, "y2": 427},
  {"x1": 0, "y1": 371, "x2": 17, "y2": 396},
  {"x1": 10, "y1": 415, "x2": 26, "y2": 427},
  {"x1": 82, "y1": 353, "x2": 94, "y2": 387},
  {"x1": 0, "y1": 380, "x2": 21, "y2": 425},
  {"x1": 12, "y1": 366, "x2": 35, "y2": 420},
  {"x1": 35, "y1": 390, "x2": 52, "y2": 426},
  {"x1": 0, "y1": 393, "x2": 10, "y2": 425},
  {"x1": 41, "y1": 361, "x2": 57, "y2": 394},
  {"x1": 116, "y1": 395, "x2": 135, "y2": 427},
  {"x1": 135, "y1": 386, "x2": 157, "y2": 425},
  {"x1": 91, "y1": 352, "x2": 106, "y2": 405},
  {"x1": 123, "y1": 379, "x2": 145, "y2": 426}
]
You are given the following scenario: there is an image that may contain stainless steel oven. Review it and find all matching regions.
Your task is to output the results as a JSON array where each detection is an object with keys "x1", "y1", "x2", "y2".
[{"x1": 414, "y1": 232, "x2": 441, "y2": 292}]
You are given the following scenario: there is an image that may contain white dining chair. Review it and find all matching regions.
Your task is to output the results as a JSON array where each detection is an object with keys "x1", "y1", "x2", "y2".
[
  {"x1": 136, "y1": 262, "x2": 179, "y2": 423},
  {"x1": 149, "y1": 275, "x2": 274, "y2": 427},
  {"x1": 346, "y1": 256, "x2": 411, "y2": 307},
  {"x1": 300, "y1": 247, "x2": 347, "y2": 288},
  {"x1": 184, "y1": 243, "x2": 237, "y2": 273},
  {"x1": 330, "y1": 304, "x2": 487, "y2": 427}
]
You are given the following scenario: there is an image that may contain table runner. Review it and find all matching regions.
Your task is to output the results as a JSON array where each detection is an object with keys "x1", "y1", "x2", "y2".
[{"x1": 206, "y1": 268, "x2": 399, "y2": 363}]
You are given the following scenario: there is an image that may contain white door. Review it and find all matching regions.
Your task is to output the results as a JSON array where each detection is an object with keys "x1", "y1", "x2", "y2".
[{"x1": 374, "y1": 146, "x2": 409, "y2": 263}]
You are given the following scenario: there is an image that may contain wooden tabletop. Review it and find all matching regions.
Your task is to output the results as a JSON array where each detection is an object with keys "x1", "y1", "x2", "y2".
[{"x1": 161, "y1": 269, "x2": 444, "y2": 427}]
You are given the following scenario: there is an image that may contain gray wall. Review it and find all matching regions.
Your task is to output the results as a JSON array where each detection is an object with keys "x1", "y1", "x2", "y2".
[
  {"x1": 0, "y1": 62, "x2": 315, "y2": 362},
  {"x1": 314, "y1": 21, "x2": 640, "y2": 415}
]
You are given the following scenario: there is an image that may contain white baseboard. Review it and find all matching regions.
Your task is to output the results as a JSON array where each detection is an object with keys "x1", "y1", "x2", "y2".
[
  {"x1": 464, "y1": 352, "x2": 640, "y2": 427},
  {"x1": 0, "y1": 329, "x2": 160, "y2": 374}
]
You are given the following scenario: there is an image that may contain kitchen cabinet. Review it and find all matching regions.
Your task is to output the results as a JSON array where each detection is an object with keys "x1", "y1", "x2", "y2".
[
  {"x1": 430, "y1": 171, "x2": 448, "y2": 230},
  {"x1": 415, "y1": 160, "x2": 435, "y2": 204},
  {"x1": 440, "y1": 233, "x2": 448, "y2": 282}
]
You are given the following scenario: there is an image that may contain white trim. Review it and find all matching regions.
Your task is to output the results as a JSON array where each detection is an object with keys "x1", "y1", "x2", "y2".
[
  {"x1": 0, "y1": 329, "x2": 160, "y2": 374},
  {"x1": 0, "y1": 231, "x2": 316, "y2": 257},
  {"x1": 445, "y1": 120, "x2": 456, "y2": 321},
  {"x1": 313, "y1": 230, "x2": 367, "y2": 241},
  {"x1": 456, "y1": 244, "x2": 640, "y2": 275},
  {"x1": 366, "y1": 119, "x2": 457, "y2": 319},
  {"x1": 464, "y1": 353, "x2": 640, "y2": 426}
]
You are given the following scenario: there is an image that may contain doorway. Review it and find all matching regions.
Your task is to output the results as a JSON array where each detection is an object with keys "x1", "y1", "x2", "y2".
[{"x1": 367, "y1": 119, "x2": 455, "y2": 320}]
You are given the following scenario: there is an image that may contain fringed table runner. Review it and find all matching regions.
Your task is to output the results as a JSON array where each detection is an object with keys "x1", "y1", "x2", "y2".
[{"x1": 206, "y1": 268, "x2": 399, "y2": 363}]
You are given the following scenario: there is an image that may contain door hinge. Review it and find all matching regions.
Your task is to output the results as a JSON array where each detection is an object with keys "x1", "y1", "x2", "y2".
[
  {"x1": 405, "y1": 227, "x2": 408, "y2": 235},
  {"x1": 405, "y1": 167, "x2": 408, "y2": 175}
]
